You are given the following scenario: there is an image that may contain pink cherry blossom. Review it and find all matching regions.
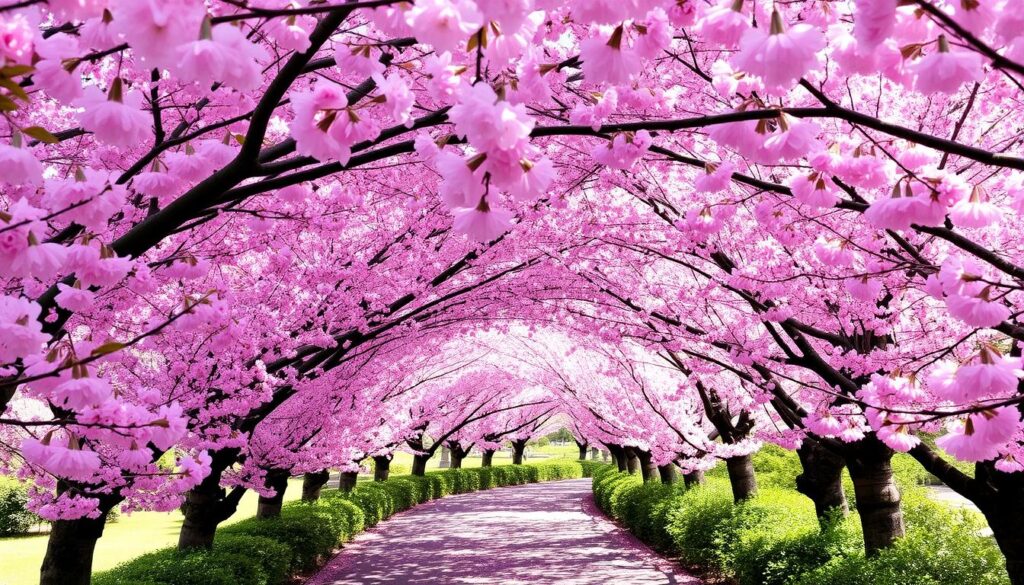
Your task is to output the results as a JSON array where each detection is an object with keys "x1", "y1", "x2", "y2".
[
  {"x1": 580, "y1": 26, "x2": 641, "y2": 86},
  {"x1": 74, "y1": 81, "x2": 154, "y2": 149},
  {"x1": 452, "y1": 199, "x2": 514, "y2": 241},
  {"x1": 696, "y1": 0, "x2": 751, "y2": 46},
  {"x1": 405, "y1": 0, "x2": 484, "y2": 53},
  {"x1": 910, "y1": 35, "x2": 986, "y2": 94},
  {"x1": 732, "y1": 11, "x2": 825, "y2": 93}
]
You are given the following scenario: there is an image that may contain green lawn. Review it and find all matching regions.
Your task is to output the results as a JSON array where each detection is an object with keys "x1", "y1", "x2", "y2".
[{"x1": 0, "y1": 443, "x2": 582, "y2": 585}]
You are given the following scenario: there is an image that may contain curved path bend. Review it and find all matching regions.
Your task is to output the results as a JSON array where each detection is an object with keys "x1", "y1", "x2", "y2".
[{"x1": 306, "y1": 478, "x2": 701, "y2": 585}]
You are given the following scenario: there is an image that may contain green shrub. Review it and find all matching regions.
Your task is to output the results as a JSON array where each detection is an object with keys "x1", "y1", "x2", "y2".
[
  {"x1": 213, "y1": 535, "x2": 291, "y2": 585},
  {"x1": 592, "y1": 451, "x2": 1009, "y2": 585},
  {"x1": 0, "y1": 476, "x2": 41, "y2": 535},
  {"x1": 92, "y1": 547, "x2": 266, "y2": 585},
  {"x1": 220, "y1": 505, "x2": 341, "y2": 572}
]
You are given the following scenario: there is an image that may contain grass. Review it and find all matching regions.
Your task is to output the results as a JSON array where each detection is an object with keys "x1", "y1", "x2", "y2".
[{"x1": 0, "y1": 442, "x2": 581, "y2": 585}]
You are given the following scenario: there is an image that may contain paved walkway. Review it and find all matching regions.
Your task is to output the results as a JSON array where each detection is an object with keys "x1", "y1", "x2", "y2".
[{"x1": 306, "y1": 478, "x2": 701, "y2": 585}]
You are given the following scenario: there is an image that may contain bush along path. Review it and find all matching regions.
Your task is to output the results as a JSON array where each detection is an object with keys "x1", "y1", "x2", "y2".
[
  {"x1": 589, "y1": 455, "x2": 1009, "y2": 585},
  {"x1": 306, "y1": 477, "x2": 700, "y2": 585},
  {"x1": 91, "y1": 461, "x2": 597, "y2": 585}
]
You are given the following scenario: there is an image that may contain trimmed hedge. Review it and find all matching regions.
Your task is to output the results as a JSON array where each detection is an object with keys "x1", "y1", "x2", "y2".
[
  {"x1": 590, "y1": 454, "x2": 1009, "y2": 585},
  {"x1": 94, "y1": 459, "x2": 594, "y2": 585}
]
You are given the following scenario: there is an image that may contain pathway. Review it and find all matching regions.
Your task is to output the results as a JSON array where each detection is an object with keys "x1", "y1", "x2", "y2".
[{"x1": 306, "y1": 478, "x2": 701, "y2": 585}]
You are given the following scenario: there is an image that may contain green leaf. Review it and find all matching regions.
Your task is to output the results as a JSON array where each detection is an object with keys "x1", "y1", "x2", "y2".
[
  {"x1": 0, "y1": 65, "x2": 34, "y2": 77},
  {"x1": 22, "y1": 126, "x2": 60, "y2": 144},
  {"x1": 0, "y1": 95, "x2": 18, "y2": 112},
  {"x1": 90, "y1": 341, "x2": 126, "y2": 357},
  {"x1": 0, "y1": 78, "x2": 29, "y2": 102}
]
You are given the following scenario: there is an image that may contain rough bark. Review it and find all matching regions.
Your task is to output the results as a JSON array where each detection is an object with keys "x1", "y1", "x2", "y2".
[
  {"x1": 846, "y1": 438, "x2": 905, "y2": 555},
  {"x1": 625, "y1": 447, "x2": 641, "y2": 475},
  {"x1": 449, "y1": 444, "x2": 470, "y2": 469},
  {"x1": 39, "y1": 509, "x2": 111, "y2": 585},
  {"x1": 636, "y1": 450, "x2": 657, "y2": 482},
  {"x1": 178, "y1": 450, "x2": 245, "y2": 550},
  {"x1": 725, "y1": 454, "x2": 758, "y2": 502},
  {"x1": 658, "y1": 463, "x2": 679, "y2": 485},
  {"x1": 373, "y1": 455, "x2": 392, "y2": 482},
  {"x1": 683, "y1": 470, "x2": 705, "y2": 488},
  {"x1": 337, "y1": 470, "x2": 358, "y2": 493},
  {"x1": 607, "y1": 445, "x2": 627, "y2": 471},
  {"x1": 795, "y1": 440, "x2": 849, "y2": 524},
  {"x1": 511, "y1": 439, "x2": 528, "y2": 464},
  {"x1": 411, "y1": 453, "x2": 430, "y2": 476},
  {"x1": 302, "y1": 470, "x2": 330, "y2": 502},
  {"x1": 481, "y1": 449, "x2": 495, "y2": 467},
  {"x1": 256, "y1": 470, "x2": 290, "y2": 519}
]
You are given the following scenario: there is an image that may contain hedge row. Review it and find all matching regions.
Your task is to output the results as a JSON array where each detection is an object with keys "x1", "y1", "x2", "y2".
[
  {"x1": 93, "y1": 459, "x2": 595, "y2": 585},
  {"x1": 591, "y1": 458, "x2": 1009, "y2": 585}
]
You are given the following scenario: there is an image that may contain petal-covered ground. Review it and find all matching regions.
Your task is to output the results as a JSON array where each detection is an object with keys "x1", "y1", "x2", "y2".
[{"x1": 306, "y1": 478, "x2": 701, "y2": 585}]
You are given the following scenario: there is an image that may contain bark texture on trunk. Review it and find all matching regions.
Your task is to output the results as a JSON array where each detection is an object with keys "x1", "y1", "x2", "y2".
[
  {"x1": 607, "y1": 445, "x2": 627, "y2": 471},
  {"x1": 481, "y1": 449, "x2": 495, "y2": 467},
  {"x1": 796, "y1": 440, "x2": 849, "y2": 524},
  {"x1": 658, "y1": 463, "x2": 678, "y2": 485},
  {"x1": 39, "y1": 511, "x2": 110, "y2": 585},
  {"x1": 636, "y1": 450, "x2": 657, "y2": 482},
  {"x1": 338, "y1": 471, "x2": 358, "y2": 493},
  {"x1": 256, "y1": 470, "x2": 290, "y2": 519},
  {"x1": 625, "y1": 448, "x2": 641, "y2": 475},
  {"x1": 683, "y1": 470, "x2": 705, "y2": 488},
  {"x1": 846, "y1": 438, "x2": 904, "y2": 556},
  {"x1": 448, "y1": 443, "x2": 470, "y2": 469},
  {"x1": 511, "y1": 439, "x2": 528, "y2": 465},
  {"x1": 411, "y1": 454, "x2": 429, "y2": 476},
  {"x1": 178, "y1": 450, "x2": 245, "y2": 550},
  {"x1": 373, "y1": 455, "x2": 392, "y2": 482},
  {"x1": 302, "y1": 470, "x2": 330, "y2": 502},
  {"x1": 576, "y1": 441, "x2": 588, "y2": 460},
  {"x1": 725, "y1": 454, "x2": 758, "y2": 502}
]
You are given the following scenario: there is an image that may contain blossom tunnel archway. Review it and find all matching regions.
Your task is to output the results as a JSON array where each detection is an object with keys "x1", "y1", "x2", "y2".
[{"x1": 2, "y1": 0, "x2": 1024, "y2": 583}]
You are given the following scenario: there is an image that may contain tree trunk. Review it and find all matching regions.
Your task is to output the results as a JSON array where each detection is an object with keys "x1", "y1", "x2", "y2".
[
  {"x1": 481, "y1": 449, "x2": 495, "y2": 467},
  {"x1": 591, "y1": 447, "x2": 599, "y2": 461},
  {"x1": 985, "y1": 498, "x2": 1024, "y2": 585},
  {"x1": 683, "y1": 470, "x2": 705, "y2": 488},
  {"x1": 576, "y1": 441, "x2": 588, "y2": 460},
  {"x1": 178, "y1": 450, "x2": 245, "y2": 550},
  {"x1": 411, "y1": 453, "x2": 430, "y2": 476},
  {"x1": 302, "y1": 470, "x2": 330, "y2": 501},
  {"x1": 511, "y1": 440, "x2": 527, "y2": 464},
  {"x1": 338, "y1": 470, "x2": 358, "y2": 493},
  {"x1": 608, "y1": 445, "x2": 627, "y2": 471},
  {"x1": 450, "y1": 446, "x2": 468, "y2": 469},
  {"x1": 636, "y1": 450, "x2": 657, "y2": 482},
  {"x1": 846, "y1": 438, "x2": 904, "y2": 555},
  {"x1": 39, "y1": 510, "x2": 111, "y2": 585},
  {"x1": 373, "y1": 455, "x2": 392, "y2": 482},
  {"x1": 625, "y1": 448, "x2": 641, "y2": 475},
  {"x1": 256, "y1": 470, "x2": 289, "y2": 519},
  {"x1": 658, "y1": 463, "x2": 678, "y2": 485},
  {"x1": 725, "y1": 454, "x2": 758, "y2": 502},
  {"x1": 796, "y1": 440, "x2": 849, "y2": 525}
]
